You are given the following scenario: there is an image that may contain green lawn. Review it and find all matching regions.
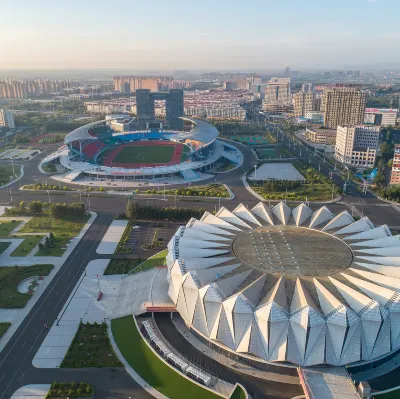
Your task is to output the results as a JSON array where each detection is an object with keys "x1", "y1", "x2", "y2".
[
  {"x1": 0, "y1": 322, "x2": 11, "y2": 337},
  {"x1": 0, "y1": 165, "x2": 19, "y2": 185},
  {"x1": 181, "y1": 145, "x2": 191, "y2": 162},
  {"x1": 230, "y1": 385, "x2": 247, "y2": 399},
  {"x1": 373, "y1": 390, "x2": 400, "y2": 399},
  {"x1": 61, "y1": 322, "x2": 122, "y2": 368},
  {"x1": 111, "y1": 316, "x2": 222, "y2": 399},
  {"x1": 47, "y1": 381, "x2": 93, "y2": 398},
  {"x1": 0, "y1": 264, "x2": 53, "y2": 308},
  {"x1": 0, "y1": 242, "x2": 10, "y2": 254},
  {"x1": 130, "y1": 250, "x2": 168, "y2": 275},
  {"x1": 19, "y1": 214, "x2": 89, "y2": 256},
  {"x1": 104, "y1": 258, "x2": 143, "y2": 275},
  {"x1": 257, "y1": 148, "x2": 278, "y2": 159},
  {"x1": 114, "y1": 145, "x2": 175, "y2": 163},
  {"x1": 0, "y1": 221, "x2": 21, "y2": 237},
  {"x1": 143, "y1": 183, "x2": 229, "y2": 198},
  {"x1": 11, "y1": 235, "x2": 44, "y2": 257}
]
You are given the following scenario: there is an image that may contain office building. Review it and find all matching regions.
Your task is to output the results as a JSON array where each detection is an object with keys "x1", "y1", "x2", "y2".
[
  {"x1": 265, "y1": 78, "x2": 291, "y2": 104},
  {"x1": 293, "y1": 92, "x2": 315, "y2": 117},
  {"x1": 364, "y1": 108, "x2": 398, "y2": 127},
  {"x1": 136, "y1": 89, "x2": 184, "y2": 130},
  {"x1": 0, "y1": 109, "x2": 15, "y2": 128},
  {"x1": 305, "y1": 127, "x2": 336, "y2": 145},
  {"x1": 390, "y1": 144, "x2": 400, "y2": 185},
  {"x1": 322, "y1": 88, "x2": 366, "y2": 128},
  {"x1": 335, "y1": 125, "x2": 380, "y2": 168}
]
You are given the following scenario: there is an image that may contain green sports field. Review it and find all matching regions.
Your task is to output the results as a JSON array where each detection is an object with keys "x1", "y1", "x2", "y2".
[{"x1": 113, "y1": 145, "x2": 175, "y2": 164}]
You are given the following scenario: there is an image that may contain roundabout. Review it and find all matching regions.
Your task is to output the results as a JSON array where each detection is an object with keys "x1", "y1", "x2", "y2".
[{"x1": 166, "y1": 201, "x2": 400, "y2": 367}]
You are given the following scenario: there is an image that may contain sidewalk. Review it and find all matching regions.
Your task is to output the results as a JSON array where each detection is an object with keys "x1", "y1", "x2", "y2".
[
  {"x1": 11, "y1": 384, "x2": 50, "y2": 399},
  {"x1": 96, "y1": 219, "x2": 128, "y2": 254}
]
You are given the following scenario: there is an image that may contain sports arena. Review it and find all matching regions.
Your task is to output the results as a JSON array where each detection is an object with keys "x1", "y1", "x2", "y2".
[{"x1": 41, "y1": 117, "x2": 241, "y2": 182}]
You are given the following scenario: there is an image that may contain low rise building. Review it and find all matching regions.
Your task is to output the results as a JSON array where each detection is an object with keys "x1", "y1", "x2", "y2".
[
  {"x1": 335, "y1": 125, "x2": 380, "y2": 168},
  {"x1": 305, "y1": 127, "x2": 336, "y2": 145},
  {"x1": 305, "y1": 111, "x2": 324, "y2": 124},
  {"x1": 390, "y1": 144, "x2": 400, "y2": 185},
  {"x1": 364, "y1": 108, "x2": 398, "y2": 127}
]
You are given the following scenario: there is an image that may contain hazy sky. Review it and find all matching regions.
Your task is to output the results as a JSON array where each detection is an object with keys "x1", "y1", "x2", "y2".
[{"x1": 1, "y1": 0, "x2": 399, "y2": 70}]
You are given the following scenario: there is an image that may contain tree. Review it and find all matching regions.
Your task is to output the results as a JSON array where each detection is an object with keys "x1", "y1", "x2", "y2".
[
  {"x1": 388, "y1": 159, "x2": 394, "y2": 168},
  {"x1": 374, "y1": 171, "x2": 385, "y2": 186},
  {"x1": 29, "y1": 201, "x2": 42, "y2": 215},
  {"x1": 126, "y1": 200, "x2": 137, "y2": 220}
]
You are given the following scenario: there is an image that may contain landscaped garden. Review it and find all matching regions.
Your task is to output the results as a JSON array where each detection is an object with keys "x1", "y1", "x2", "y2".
[
  {"x1": 0, "y1": 242, "x2": 10, "y2": 254},
  {"x1": 229, "y1": 385, "x2": 247, "y2": 399},
  {"x1": 46, "y1": 381, "x2": 93, "y2": 398},
  {"x1": 104, "y1": 250, "x2": 168, "y2": 275},
  {"x1": 61, "y1": 322, "x2": 122, "y2": 368},
  {"x1": 141, "y1": 183, "x2": 230, "y2": 198},
  {"x1": 10, "y1": 235, "x2": 44, "y2": 257},
  {"x1": 0, "y1": 322, "x2": 11, "y2": 337},
  {"x1": 0, "y1": 264, "x2": 53, "y2": 308},
  {"x1": 111, "y1": 316, "x2": 222, "y2": 399},
  {"x1": 0, "y1": 220, "x2": 21, "y2": 236},
  {"x1": 0, "y1": 165, "x2": 19, "y2": 185}
]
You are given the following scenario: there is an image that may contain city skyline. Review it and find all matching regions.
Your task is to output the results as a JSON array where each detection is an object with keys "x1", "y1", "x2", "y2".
[{"x1": 1, "y1": 0, "x2": 400, "y2": 70}]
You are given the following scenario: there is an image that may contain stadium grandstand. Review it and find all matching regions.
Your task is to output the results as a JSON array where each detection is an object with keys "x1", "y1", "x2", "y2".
[{"x1": 41, "y1": 117, "x2": 242, "y2": 182}]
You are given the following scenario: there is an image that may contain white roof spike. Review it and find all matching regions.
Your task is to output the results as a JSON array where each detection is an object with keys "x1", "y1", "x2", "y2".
[
  {"x1": 290, "y1": 279, "x2": 319, "y2": 313},
  {"x1": 309, "y1": 206, "x2": 334, "y2": 229},
  {"x1": 335, "y1": 217, "x2": 374, "y2": 236},
  {"x1": 233, "y1": 204, "x2": 262, "y2": 226},
  {"x1": 341, "y1": 273, "x2": 395, "y2": 307},
  {"x1": 292, "y1": 203, "x2": 312, "y2": 226},
  {"x1": 216, "y1": 207, "x2": 252, "y2": 228},
  {"x1": 195, "y1": 264, "x2": 241, "y2": 286},
  {"x1": 350, "y1": 234, "x2": 400, "y2": 248},
  {"x1": 272, "y1": 201, "x2": 291, "y2": 225},
  {"x1": 354, "y1": 262, "x2": 400, "y2": 279},
  {"x1": 356, "y1": 255, "x2": 400, "y2": 267},
  {"x1": 178, "y1": 247, "x2": 230, "y2": 259},
  {"x1": 344, "y1": 225, "x2": 391, "y2": 241},
  {"x1": 188, "y1": 219, "x2": 236, "y2": 236},
  {"x1": 200, "y1": 212, "x2": 242, "y2": 232},
  {"x1": 322, "y1": 211, "x2": 354, "y2": 232},
  {"x1": 355, "y1": 247, "x2": 400, "y2": 257},
  {"x1": 241, "y1": 274, "x2": 267, "y2": 307},
  {"x1": 258, "y1": 277, "x2": 288, "y2": 311},
  {"x1": 184, "y1": 257, "x2": 236, "y2": 271},
  {"x1": 350, "y1": 268, "x2": 400, "y2": 291},
  {"x1": 182, "y1": 227, "x2": 231, "y2": 242},
  {"x1": 313, "y1": 279, "x2": 343, "y2": 316},
  {"x1": 178, "y1": 238, "x2": 228, "y2": 249},
  {"x1": 251, "y1": 202, "x2": 274, "y2": 225},
  {"x1": 216, "y1": 269, "x2": 253, "y2": 299},
  {"x1": 329, "y1": 277, "x2": 373, "y2": 313}
]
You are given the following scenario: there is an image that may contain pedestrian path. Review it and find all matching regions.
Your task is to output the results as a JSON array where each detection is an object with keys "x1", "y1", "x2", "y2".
[
  {"x1": 11, "y1": 384, "x2": 50, "y2": 399},
  {"x1": 96, "y1": 220, "x2": 127, "y2": 254}
]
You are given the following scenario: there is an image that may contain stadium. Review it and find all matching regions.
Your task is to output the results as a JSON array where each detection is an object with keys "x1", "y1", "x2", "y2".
[
  {"x1": 41, "y1": 117, "x2": 241, "y2": 182},
  {"x1": 167, "y1": 202, "x2": 400, "y2": 367}
]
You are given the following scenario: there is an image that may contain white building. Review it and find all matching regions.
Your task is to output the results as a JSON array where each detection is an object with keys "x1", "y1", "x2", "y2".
[
  {"x1": 305, "y1": 111, "x2": 324, "y2": 124},
  {"x1": 364, "y1": 108, "x2": 398, "y2": 127},
  {"x1": 335, "y1": 125, "x2": 380, "y2": 168},
  {"x1": 0, "y1": 109, "x2": 15, "y2": 128},
  {"x1": 264, "y1": 78, "x2": 291, "y2": 104}
]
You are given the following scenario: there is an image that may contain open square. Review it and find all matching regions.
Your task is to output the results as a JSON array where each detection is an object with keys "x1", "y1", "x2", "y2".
[{"x1": 248, "y1": 162, "x2": 305, "y2": 181}]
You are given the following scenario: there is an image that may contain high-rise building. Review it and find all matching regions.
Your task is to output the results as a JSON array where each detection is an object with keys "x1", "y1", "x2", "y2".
[
  {"x1": 136, "y1": 89, "x2": 184, "y2": 130},
  {"x1": 301, "y1": 83, "x2": 314, "y2": 93},
  {"x1": 265, "y1": 78, "x2": 291, "y2": 104},
  {"x1": 0, "y1": 109, "x2": 15, "y2": 128},
  {"x1": 390, "y1": 144, "x2": 400, "y2": 185},
  {"x1": 293, "y1": 92, "x2": 315, "y2": 117},
  {"x1": 322, "y1": 88, "x2": 366, "y2": 129},
  {"x1": 335, "y1": 125, "x2": 380, "y2": 168},
  {"x1": 283, "y1": 67, "x2": 291, "y2": 78}
]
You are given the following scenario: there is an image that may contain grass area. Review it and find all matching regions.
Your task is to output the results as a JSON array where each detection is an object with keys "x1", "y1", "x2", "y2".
[
  {"x1": 42, "y1": 163, "x2": 58, "y2": 173},
  {"x1": 142, "y1": 183, "x2": 230, "y2": 198},
  {"x1": 230, "y1": 385, "x2": 247, "y2": 399},
  {"x1": 211, "y1": 159, "x2": 236, "y2": 172},
  {"x1": 113, "y1": 145, "x2": 175, "y2": 163},
  {"x1": 0, "y1": 165, "x2": 18, "y2": 185},
  {"x1": 181, "y1": 144, "x2": 191, "y2": 162},
  {"x1": 0, "y1": 242, "x2": 10, "y2": 254},
  {"x1": 47, "y1": 381, "x2": 93, "y2": 398},
  {"x1": 256, "y1": 148, "x2": 279, "y2": 159},
  {"x1": 373, "y1": 390, "x2": 400, "y2": 399},
  {"x1": 231, "y1": 135, "x2": 269, "y2": 145},
  {"x1": 265, "y1": 131, "x2": 278, "y2": 144},
  {"x1": 131, "y1": 250, "x2": 168, "y2": 274},
  {"x1": 0, "y1": 220, "x2": 21, "y2": 237},
  {"x1": 278, "y1": 146, "x2": 296, "y2": 158},
  {"x1": 19, "y1": 213, "x2": 89, "y2": 256},
  {"x1": 111, "y1": 316, "x2": 222, "y2": 399},
  {"x1": 0, "y1": 264, "x2": 53, "y2": 308},
  {"x1": 104, "y1": 258, "x2": 143, "y2": 275},
  {"x1": 10, "y1": 235, "x2": 44, "y2": 257},
  {"x1": 116, "y1": 222, "x2": 134, "y2": 254},
  {"x1": 0, "y1": 322, "x2": 11, "y2": 337},
  {"x1": 61, "y1": 322, "x2": 122, "y2": 368}
]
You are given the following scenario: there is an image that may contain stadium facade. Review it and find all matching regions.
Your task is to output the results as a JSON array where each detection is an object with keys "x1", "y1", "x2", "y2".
[
  {"x1": 167, "y1": 202, "x2": 400, "y2": 367},
  {"x1": 41, "y1": 117, "x2": 241, "y2": 182}
]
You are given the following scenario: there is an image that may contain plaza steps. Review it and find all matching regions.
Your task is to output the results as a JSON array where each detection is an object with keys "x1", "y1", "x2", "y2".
[
  {"x1": 63, "y1": 170, "x2": 83, "y2": 182},
  {"x1": 221, "y1": 150, "x2": 240, "y2": 164},
  {"x1": 180, "y1": 169, "x2": 200, "y2": 181}
]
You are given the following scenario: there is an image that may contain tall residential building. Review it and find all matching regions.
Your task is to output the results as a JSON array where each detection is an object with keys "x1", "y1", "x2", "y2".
[
  {"x1": 136, "y1": 89, "x2": 184, "y2": 130},
  {"x1": 322, "y1": 88, "x2": 366, "y2": 128},
  {"x1": 264, "y1": 78, "x2": 291, "y2": 104},
  {"x1": 335, "y1": 125, "x2": 380, "y2": 168},
  {"x1": 293, "y1": 92, "x2": 315, "y2": 117},
  {"x1": 301, "y1": 83, "x2": 314, "y2": 93},
  {"x1": 0, "y1": 109, "x2": 15, "y2": 128},
  {"x1": 390, "y1": 144, "x2": 400, "y2": 185}
]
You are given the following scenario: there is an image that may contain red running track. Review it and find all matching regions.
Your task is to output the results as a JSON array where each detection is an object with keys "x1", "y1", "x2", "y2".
[{"x1": 102, "y1": 141, "x2": 185, "y2": 168}]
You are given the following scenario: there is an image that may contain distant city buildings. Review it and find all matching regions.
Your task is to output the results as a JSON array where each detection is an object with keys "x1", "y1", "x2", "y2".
[
  {"x1": 322, "y1": 87, "x2": 366, "y2": 128},
  {"x1": 364, "y1": 108, "x2": 398, "y2": 127},
  {"x1": 0, "y1": 109, "x2": 15, "y2": 128},
  {"x1": 390, "y1": 144, "x2": 400, "y2": 185},
  {"x1": 113, "y1": 76, "x2": 191, "y2": 93},
  {"x1": 223, "y1": 80, "x2": 250, "y2": 91},
  {"x1": 335, "y1": 125, "x2": 380, "y2": 168}
]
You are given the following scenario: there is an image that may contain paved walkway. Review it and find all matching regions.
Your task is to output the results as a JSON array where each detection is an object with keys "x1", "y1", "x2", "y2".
[
  {"x1": 0, "y1": 212, "x2": 97, "y2": 353},
  {"x1": 11, "y1": 384, "x2": 50, "y2": 399},
  {"x1": 96, "y1": 219, "x2": 127, "y2": 254}
]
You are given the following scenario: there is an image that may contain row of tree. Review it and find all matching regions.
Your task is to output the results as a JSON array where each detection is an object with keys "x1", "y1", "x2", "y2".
[{"x1": 126, "y1": 201, "x2": 205, "y2": 222}]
